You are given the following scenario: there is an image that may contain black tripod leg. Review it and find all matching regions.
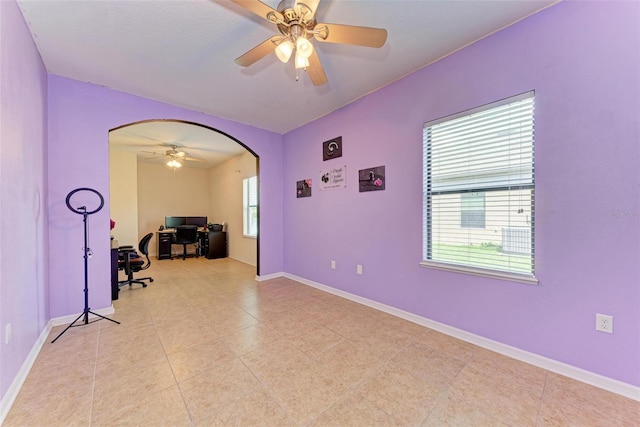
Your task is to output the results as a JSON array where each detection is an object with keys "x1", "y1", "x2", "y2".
[
  {"x1": 87, "y1": 310, "x2": 120, "y2": 325},
  {"x1": 51, "y1": 311, "x2": 120, "y2": 343},
  {"x1": 50, "y1": 312, "x2": 85, "y2": 343}
]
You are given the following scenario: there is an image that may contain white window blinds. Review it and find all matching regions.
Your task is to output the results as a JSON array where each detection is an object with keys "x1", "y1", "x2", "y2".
[
  {"x1": 422, "y1": 91, "x2": 535, "y2": 278},
  {"x1": 243, "y1": 176, "x2": 258, "y2": 237}
]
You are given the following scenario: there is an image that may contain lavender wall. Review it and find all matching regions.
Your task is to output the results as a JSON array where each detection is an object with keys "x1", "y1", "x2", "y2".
[
  {"x1": 47, "y1": 76, "x2": 284, "y2": 318},
  {"x1": 282, "y1": 1, "x2": 640, "y2": 386},
  {"x1": 0, "y1": 0, "x2": 49, "y2": 401}
]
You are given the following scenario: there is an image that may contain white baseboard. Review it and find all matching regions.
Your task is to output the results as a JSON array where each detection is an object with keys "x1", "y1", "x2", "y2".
[
  {"x1": 255, "y1": 271, "x2": 285, "y2": 282},
  {"x1": 283, "y1": 273, "x2": 640, "y2": 402},
  {"x1": 0, "y1": 321, "x2": 52, "y2": 425}
]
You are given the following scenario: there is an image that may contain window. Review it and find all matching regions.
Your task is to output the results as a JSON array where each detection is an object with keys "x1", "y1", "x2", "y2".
[
  {"x1": 461, "y1": 192, "x2": 486, "y2": 229},
  {"x1": 243, "y1": 176, "x2": 258, "y2": 238},
  {"x1": 422, "y1": 92, "x2": 536, "y2": 283}
]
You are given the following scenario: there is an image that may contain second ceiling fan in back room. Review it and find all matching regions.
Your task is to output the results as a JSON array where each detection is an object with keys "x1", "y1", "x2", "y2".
[
  {"x1": 142, "y1": 144, "x2": 205, "y2": 171},
  {"x1": 231, "y1": 0, "x2": 388, "y2": 86}
]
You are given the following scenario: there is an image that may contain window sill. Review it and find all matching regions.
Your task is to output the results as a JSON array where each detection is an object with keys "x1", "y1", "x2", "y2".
[
  {"x1": 243, "y1": 234, "x2": 257, "y2": 240},
  {"x1": 420, "y1": 260, "x2": 539, "y2": 285}
]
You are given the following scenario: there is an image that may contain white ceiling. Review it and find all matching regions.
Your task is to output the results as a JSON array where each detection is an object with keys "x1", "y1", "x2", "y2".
[
  {"x1": 17, "y1": 0, "x2": 557, "y2": 167},
  {"x1": 109, "y1": 120, "x2": 248, "y2": 169}
]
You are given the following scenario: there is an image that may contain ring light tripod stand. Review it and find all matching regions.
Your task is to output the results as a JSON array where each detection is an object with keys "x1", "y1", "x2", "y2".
[{"x1": 51, "y1": 188, "x2": 120, "y2": 343}]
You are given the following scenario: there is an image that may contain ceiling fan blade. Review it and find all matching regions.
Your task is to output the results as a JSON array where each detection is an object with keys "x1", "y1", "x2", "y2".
[
  {"x1": 140, "y1": 151, "x2": 164, "y2": 161},
  {"x1": 230, "y1": 0, "x2": 284, "y2": 24},
  {"x1": 118, "y1": 131, "x2": 165, "y2": 143},
  {"x1": 235, "y1": 36, "x2": 279, "y2": 67},
  {"x1": 314, "y1": 23, "x2": 387, "y2": 48},
  {"x1": 306, "y1": 49, "x2": 327, "y2": 86},
  {"x1": 184, "y1": 156, "x2": 206, "y2": 163},
  {"x1": 295, "y1": 0, "x2": 320, "y2": 20}
]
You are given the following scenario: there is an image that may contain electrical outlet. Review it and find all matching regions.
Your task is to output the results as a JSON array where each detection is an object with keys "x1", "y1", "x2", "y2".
[
  {"x1": 331, "y1": 260, "x2": 336, "y2": 270},
  {"x1": 356, "y1": 264, "x2": 363, "y2": 275},
  {"x1": 595, "y1": 313, "x2": 613, "y2": 334},
  {"x1": 5, "y1": 323, "x2": 11, "y2": 344}
]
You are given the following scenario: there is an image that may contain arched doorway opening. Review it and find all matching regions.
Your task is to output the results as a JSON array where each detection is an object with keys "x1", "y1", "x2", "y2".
[{"x1": 108, "y1": 119, "x2": 260, "y2": 275}]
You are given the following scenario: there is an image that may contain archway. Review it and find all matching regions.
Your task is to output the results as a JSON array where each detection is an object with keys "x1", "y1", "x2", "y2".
[{"x1": 108, "y1": 119, "x2": 260, "y2": 274}]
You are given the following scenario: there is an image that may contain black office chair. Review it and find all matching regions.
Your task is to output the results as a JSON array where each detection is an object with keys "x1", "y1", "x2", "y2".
[
  {"x1": 172, "y1": 225, "x2": 199, "y2": 260},
  {"x1": 118, "y1": 233, "x2": 154, "y2": 288}
]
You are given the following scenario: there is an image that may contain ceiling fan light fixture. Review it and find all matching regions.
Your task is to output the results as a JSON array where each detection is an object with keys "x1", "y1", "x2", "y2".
[
  {"x1": 275, "y1": 39, "x2": 294, "y2": 63},
  {"x1": 295, "y1": 36, "x2": 313, "y2": 59},
  {"x1": 295, "y1": 53, "x2": 310, "y2": 69},
  {"x1": 167, "y1": 159, "x2": 182, "y2": 169}
]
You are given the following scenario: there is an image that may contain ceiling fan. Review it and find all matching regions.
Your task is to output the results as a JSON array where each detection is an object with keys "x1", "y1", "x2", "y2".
[
  {"x1": 142, "y1": 144, "x2": 204, "y2": 169},
  {"x1": 232, "y1": 0, "x2": 387, "y2": 86}
]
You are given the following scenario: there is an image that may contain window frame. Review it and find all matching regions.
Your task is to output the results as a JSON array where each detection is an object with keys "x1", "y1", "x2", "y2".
[
  {"x1": 243, "y1": 175, "x2": 258, "y2": 238},
  {"x1": 421, "y1": 92, "x2": 538, "y2": 285}
]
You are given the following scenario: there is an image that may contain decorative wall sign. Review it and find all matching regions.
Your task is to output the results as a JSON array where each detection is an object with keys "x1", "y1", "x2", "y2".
[
  {"x1": 296, "y1": 179, "x2": 312, "y2": 198},
  {"x1": 322, "y1": 136, "x2": 343, "y2": 161},
  {"x1": 359, "y1": 165, "x2": 385, "y2": 192},
  {"x1": 319, "y1": 165, "x2": 347, "y2": 190}
]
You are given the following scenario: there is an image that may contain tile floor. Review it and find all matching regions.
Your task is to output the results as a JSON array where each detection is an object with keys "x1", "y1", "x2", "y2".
[{"x1": 4, "y1": 257, "x2": 639, "y2": 426}]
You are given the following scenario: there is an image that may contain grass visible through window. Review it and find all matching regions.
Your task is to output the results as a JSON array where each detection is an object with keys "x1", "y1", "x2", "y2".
[{"x1": 432, "y1": 243, "x2": 531, "y2": 274}]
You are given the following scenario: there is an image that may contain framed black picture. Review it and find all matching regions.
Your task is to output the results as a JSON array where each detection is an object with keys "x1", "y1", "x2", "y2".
[
  {"x1": 323, "y1": 136, "x2": 343, "y2": 161},
  {"x1": 359, "y1": 166, "x2": 385, "y2": 192},
  {"x1": 296, "y1": 179, "x2": 312, "y2": 198}
]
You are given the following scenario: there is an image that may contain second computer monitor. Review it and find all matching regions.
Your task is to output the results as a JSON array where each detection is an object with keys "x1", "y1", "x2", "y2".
[
  {"x1": 186, "y1": 216, "x2": 208, "y2": 227},
  {"x1": 165, "y1": 216, "x2": 208, "y2": 229},
  {"x1": 165, "y1": 216, "x2": 186, "y2": 229}
]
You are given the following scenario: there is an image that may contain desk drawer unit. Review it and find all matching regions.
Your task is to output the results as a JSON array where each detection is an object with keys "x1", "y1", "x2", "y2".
[
  {"x1": 157, "y1": 231, "x2": 173, "y2": 260},
  {"x1": 206, "y1": 231, "x2": 227, "y2": 259}
]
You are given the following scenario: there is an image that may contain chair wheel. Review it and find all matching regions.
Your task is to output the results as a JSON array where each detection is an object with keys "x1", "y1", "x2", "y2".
[
  {"x1": 150, "y1": 278, "x2": 154, "y2": 282},
  {"x1": 143, "y1": 283, "x2": 147, "y2": 287}
]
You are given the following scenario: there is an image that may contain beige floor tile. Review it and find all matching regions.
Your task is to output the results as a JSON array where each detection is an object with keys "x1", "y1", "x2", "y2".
[
  {"x1": 5, "y1": 257, "x2": 637, "y2": 427},
  {"x1": 240, "y1": 338, "x2": 310, "y2": 381},
  {"x1": 419, "y1": 327, "x2": 478, "y2": 363},
  {"x1": 389, "y1": 340, "x2": 467, "y2": 381},
  {"x1": 215, "y1": 386, "x2": 295, "y2": 426},
  {"x1": 469, "y1": 347, "x2": 547, "y2": 394},
  {"x1": 356, "y1": 363, "x2": 451, "y2": 425},
  {"x1": 422, "y1": 392, "x2": 509, "y2": 427},
  {"x1": 313, "y1": 340, "x2": 385, "y2": 388},
  {"x1": 167, "y1": 336, "x2": 238, "y2": 382},
  {"x1": 313, "y1": 392, "x2": 400, "y2": 426},
  {"x1": 91, "y1": 384, "x2": 191, "y2": 426},
  {"x1": 179, "y1": 358, "x2": 261, "y2": 425},
  {"x1": 3, "y1": 389, "x2": 93, "y2": 427},
  {"x1": 91, "y1": 357, "x2": 177, "y2": 415},
  {"x1": 221, "y1": 323, "x2": 283, "y2": 356},
  {"x1": 289, "y1": 325, "x2": 344, "y2": 356},
  {"x1": 449, "y1": 363, "x2": 543, "y2": 426},
  {"x1": 539, "y1": 373, "x2": 640, "y2": 426},
  {"x1": 265, "y1": 365, "x2": 349, "y2": 425}
]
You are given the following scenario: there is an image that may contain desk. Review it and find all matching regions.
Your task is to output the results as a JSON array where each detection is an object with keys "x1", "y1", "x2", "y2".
[
  {"x1": 157, "y1": 230, "x2": 227, "y2": 259},
  {"x1": 110, "y1": 239, "x2": 119, "y2": 300}
]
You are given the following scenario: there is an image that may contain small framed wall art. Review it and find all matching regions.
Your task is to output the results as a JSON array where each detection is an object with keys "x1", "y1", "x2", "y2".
[
  {"x1": 323, "y1": 136, "x2": 343, "y2": 161},
  {"x1": 319, "y1": 166, "x2": 347, "y2": 190},
  {"x1": 359, "y1": 165, "x2": 385, "y2": 192},
  {"x1": 296, "y1": 179, "x2": 312, "y2": 198}
]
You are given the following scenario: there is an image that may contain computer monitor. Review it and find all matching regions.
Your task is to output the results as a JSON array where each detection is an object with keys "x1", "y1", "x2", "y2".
[
  {"x1": 165, "y1": 216, "x2": 186, "y2": 229},
  {"x1": 186, "y1": 216, "x2": 208, "y2": 227}
]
